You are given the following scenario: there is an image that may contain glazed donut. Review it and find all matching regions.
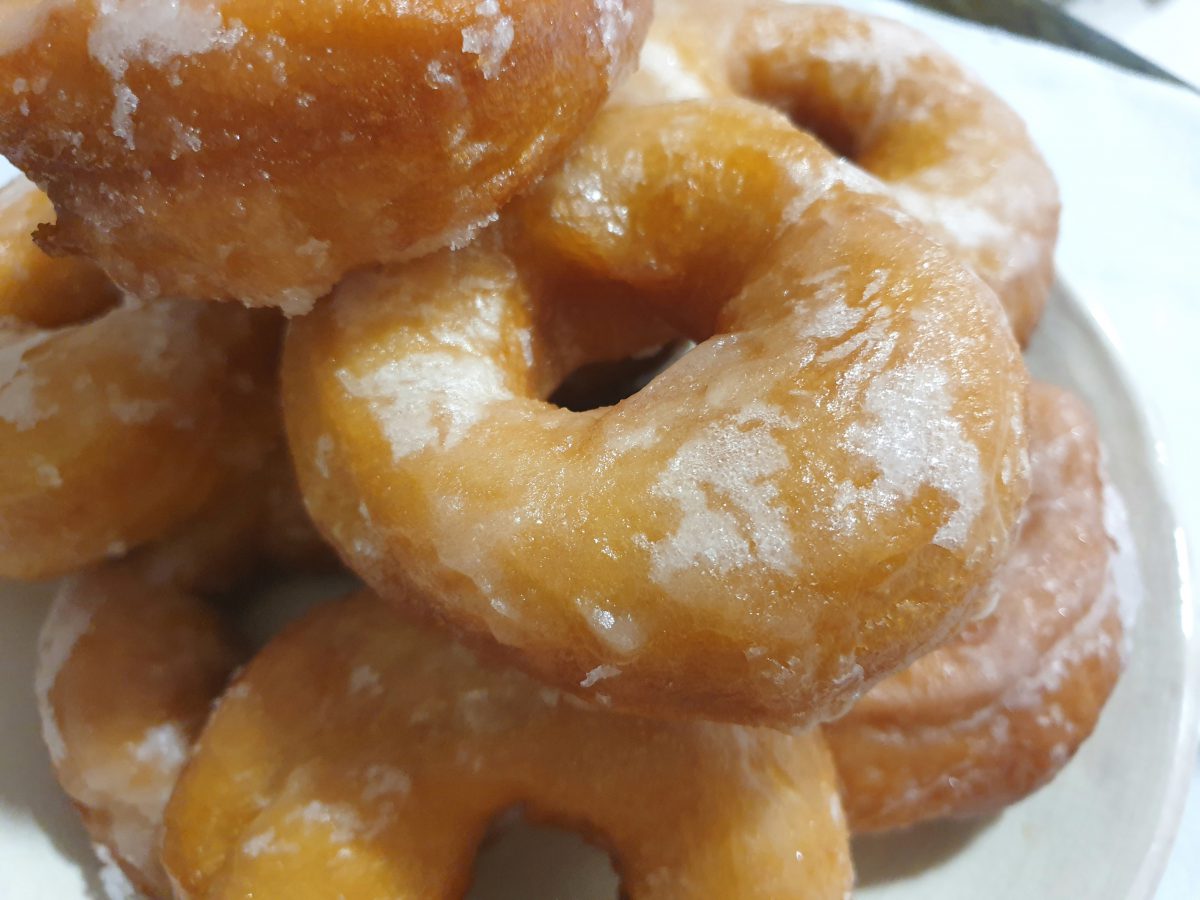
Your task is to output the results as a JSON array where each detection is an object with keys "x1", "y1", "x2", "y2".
[
  {"x1": 284, "y1": 99, "x2": 1030, "y2": 728},
  {"x1": 162, "y1": 591, "x2": 853, "y2": 899},
  {"x1": 37, "y1": 564, "x2": 242, "y2": 898},
  {"x1": 619, "y1": 0, "x2": 1060, "y2": 344},
  {"x1": 36, "y1": 442, "x2": 335, "y2": 896},
  {"x1": 825, "y1": 382, "x2": 1129, "y2": 833},
  {"x1": 128, "y1": 448, "x2": 339, "y2": 596},
  {"x1": 0, "y1": 0, "x2": 651, "y2": 312},
  {"x1": 0, "y1": 178, "x2": 279, "y2": 580},
  {"x1": 0, "y1": 176, "x2": 120, "y2": 328}
]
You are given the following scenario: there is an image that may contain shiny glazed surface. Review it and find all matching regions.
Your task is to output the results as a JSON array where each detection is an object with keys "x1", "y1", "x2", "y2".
[
  {"x1": 0, "y1": 0, "x2": 651, "y2": 312},
  {"x1": 620, "y1": 0, "x2": 1060, "y2": 344},
  {"x1": 284, "y1": 99, "x2": 1030, "y2": 728},
  {"x1": 827, "y1": 382, "x2": 1127, "y2": 832},
  {"x1": 163, "y1": 592, "x2": 853, "y2": 899}
]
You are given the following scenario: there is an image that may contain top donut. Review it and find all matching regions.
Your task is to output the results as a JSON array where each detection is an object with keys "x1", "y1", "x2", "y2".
[{"x1": 0, "y1": 0, "x2": 652, "y2": 313}]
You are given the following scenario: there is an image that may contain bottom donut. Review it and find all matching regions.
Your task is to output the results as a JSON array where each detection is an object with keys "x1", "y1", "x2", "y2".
[
  {"x1": 162, "y1": 592, "x2": 854, "y2": 899},
  {"x1": 825, "y1": 382, "x2": 1129, "y2": 832},
  {"x1": 36, "y1": 564, "x2": 242, "y2": 898}
]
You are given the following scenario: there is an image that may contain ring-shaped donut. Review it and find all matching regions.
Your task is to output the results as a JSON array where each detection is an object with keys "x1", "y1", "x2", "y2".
[
  {"x1": 36, "y1": 439, "x2": 337, "y2": 896},
  {"x1": 0, "y1": 0, "x2": 651, "y2": 312},
  {"x1": 0, "y1": 179, "x2": 279, "y2": 579},
  {"x1": 126, "y1": 446, "x2": 339, "y2": 596},
  {"x1": 284, "y1": 99, "x2": 1029, "y2": 728},
  {"x1": 162, "y1": 592, "x2": 853, "y2": 899},
  {"x1": 825, "y1": 382, "x2": 1130, "y2": 832},
  {"x1": 619, "y1": 0, "x2": 1060, "y2": 344},
  {"x1": 0, "y1": 176, "x2": 120, "y2": 328},
  {"x1": 37, "y1": 563, "x2": 242, "y2": 897}
]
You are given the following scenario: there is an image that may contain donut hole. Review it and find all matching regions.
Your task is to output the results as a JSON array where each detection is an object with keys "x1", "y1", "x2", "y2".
[
  {"x1": 468, "y1": 809, "x2": 620, "y2": 899},
  {"x1": 548, "y1": 341, "x2": 692, "y2": 412}
]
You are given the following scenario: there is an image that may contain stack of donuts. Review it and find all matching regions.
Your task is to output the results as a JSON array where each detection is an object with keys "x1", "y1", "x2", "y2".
[{"x1": 0, "y1": 1, "x2": 1134, "y2": 896}]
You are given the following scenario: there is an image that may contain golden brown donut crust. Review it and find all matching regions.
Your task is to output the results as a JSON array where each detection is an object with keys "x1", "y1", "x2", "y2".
[
  {"x1": 620, "y1": 0, "x2": 1060, "y2": 344},
  {"x1": 283, "y1": 99, "x2": 1030, "y2": 729},
  {"x1": 0, "y1": 176, "x2": 121, "y2": 328},
  {"x1": 825, "y1": 382, "x2": 1127, "y2": 832},
  {"x1": 0, "y1": 307, "x2": 279, "y2": 580},
  {"x1": 162, "y1": 592, "x2": 854, "y2": 899},
  {"x1": 36, "y1": 564, "x2": 242, "y2": 898},
  {"x1": 0, "y1": 0, "x2": 651, "y2": 312}
]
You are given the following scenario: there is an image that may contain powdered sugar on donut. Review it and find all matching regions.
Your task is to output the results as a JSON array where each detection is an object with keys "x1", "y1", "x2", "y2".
[
  {"x1": 592, "y1": 0, "x2": 639, "y2": 82},
  {"x1": 651, "y1": 400, "x2": 796, "y2": 583},
  {"x1": 0, "y1": 329, "x2": 55, "y2": 430},
  {"x1": 339, "y1": 353, "x2": 512, "y2": 461},
  {"x1": 1102, "y1": 476, "x2": 1142, "y2": 638},
  {"x1": 839, "y1": 359, "x2": 984, "y2": 549},
  {"x1": 36, "y1": 580, "x2": 98, "y2": 764},
  {"x1": 461, "y1": 0, "x2": 514, "y2": 81},
  {"x1": 87, "y1": 1, "x2": 246, "y2": 148}
]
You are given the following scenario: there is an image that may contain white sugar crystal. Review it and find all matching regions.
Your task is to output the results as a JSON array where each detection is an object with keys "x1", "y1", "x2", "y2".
[
  {"x1": 0, "y1": 330, "x2": 54, "y2": 431},
  {"x1": 840, "y1": 360, "x2": 983, "y2": 549},
  {"x1": 36, "y1": 582, "x2": 98, "y2": 763},
  {"x1": 579, "y1": 664, "x2": 620, "y2": 688},
  {"x1": 576, "y1": 598, "x2": 644, "y2": 654},
  {"x1": 425, "y1": 58, "x2": 458, "y2": 89},
  {"x1": 131, "y1": 722, "x2": 188, "y2": 771},
  {"x1": 290, "y1": 801, "x2": 364, "y2": 843},
  {"x1": 800, "y1": 14, "x2": 928, "y2": 103},
  {"x1": 650, "y1": 402, "x2": 795, "y2": 583},
  {"x1": 461, "y1": 0, "x2": 513, "y2": 80},
  {"x1": 35, "y1": 461, "x2": 62, "y2": 488},
  {"x1": 93, "y1": 842, "x2": 143, "y2": 900},
  {"x1": 348, "y1": 663, "x2": 383, "y2": 697},
  {"x1": 361, "y1": 765, "x2": 412, "y2": 802},
  {"x1": 242, "y1": 826, "x2": 298, "y2": 859},
  {"x1": 592, "y1": 0, "x2": 637, "y2": 82},
  {"x1": 89, "y1": 0, "x2": 244, "y2": 75},
  {"x1": 88, "y1": 0, "x2": 246, "y2": 148},
  {"x1": 1103, "y1": 478, "x2": 1142, "y2": 637},
  {"x1": 338, "y1": 353, "x2": 511, "y2": 461}
]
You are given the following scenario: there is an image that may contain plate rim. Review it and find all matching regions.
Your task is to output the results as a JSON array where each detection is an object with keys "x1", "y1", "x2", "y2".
[{"x1": 1050, "y1": 276, "x2": 1199, "y2": 899}]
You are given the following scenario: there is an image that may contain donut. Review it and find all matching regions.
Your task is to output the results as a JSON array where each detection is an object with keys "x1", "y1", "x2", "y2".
[
  {"x1": 0, "y1": 176, "x2": 120, "y2": 327},
  {"x1": 128, "y1": 448, "x2": 339, "y2": 596},
  {"x1": 283, "y1": 99, "x2": 1030, "y2": 728},
  {"x1": 36, "y1": 564, "x2": 242, "y2": 898},
  {"x1": 0, "y1": 179, "x2": 280, "y2": 580},
  {"x1": 824, "y1": 382, "x2": 1129, "y2": 832},
  {"x1": 162, "y1": 591, "x2": 853, "y2": 899},
  {"x1": 0, "y1": 0, "x2": 652, "y2": 313},
  {"x1": 618, "y1": 0, "x2": 1060, "y2": 344},
  {"x1": 36, "y1": 440, "x2": 335, "y2": 896}
]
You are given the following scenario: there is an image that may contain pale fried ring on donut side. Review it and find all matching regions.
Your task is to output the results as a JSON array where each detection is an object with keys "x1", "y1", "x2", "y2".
[
  {"x1": 284, "y1": 99, "x2": 1029, "y2": 729},
  {"x1": 37, "y1": 564, "x2": 242, "y2": 898},
  {"x1": 825, "y1": 382, "x2": 1127, "y2": 832},
  {"x1": 0, "y1": 179, "x2": 280, "y2": 579},
  {"x1": 619, "y1": 0, "x2": 1060, "y2": 344},
  {"x1": 162, "y1": 592, "x2": 853, "y2": 900},
  {"x1": 0, "y1": 0, "x2": 651, "y2": 312}
]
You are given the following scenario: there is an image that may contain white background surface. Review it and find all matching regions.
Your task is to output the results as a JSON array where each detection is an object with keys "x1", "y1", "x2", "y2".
[
  {"x1": 852, "y1": 3, "x2": 1200, "y2": 891},
  {"x1": 1058, "y1": 2, "x2": 1199, "y2": 895},
  {"x1": 963, "y1": 0, "x2": 1200, "y2": 894},
  {"x1": 864, "y1": 3, "x2": 1200, "y2": 892}
]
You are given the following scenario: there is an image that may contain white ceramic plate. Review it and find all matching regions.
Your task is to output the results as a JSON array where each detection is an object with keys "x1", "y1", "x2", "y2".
[{"x1": 0, "y1": 280, "x2": 1195, "y2": 899}]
